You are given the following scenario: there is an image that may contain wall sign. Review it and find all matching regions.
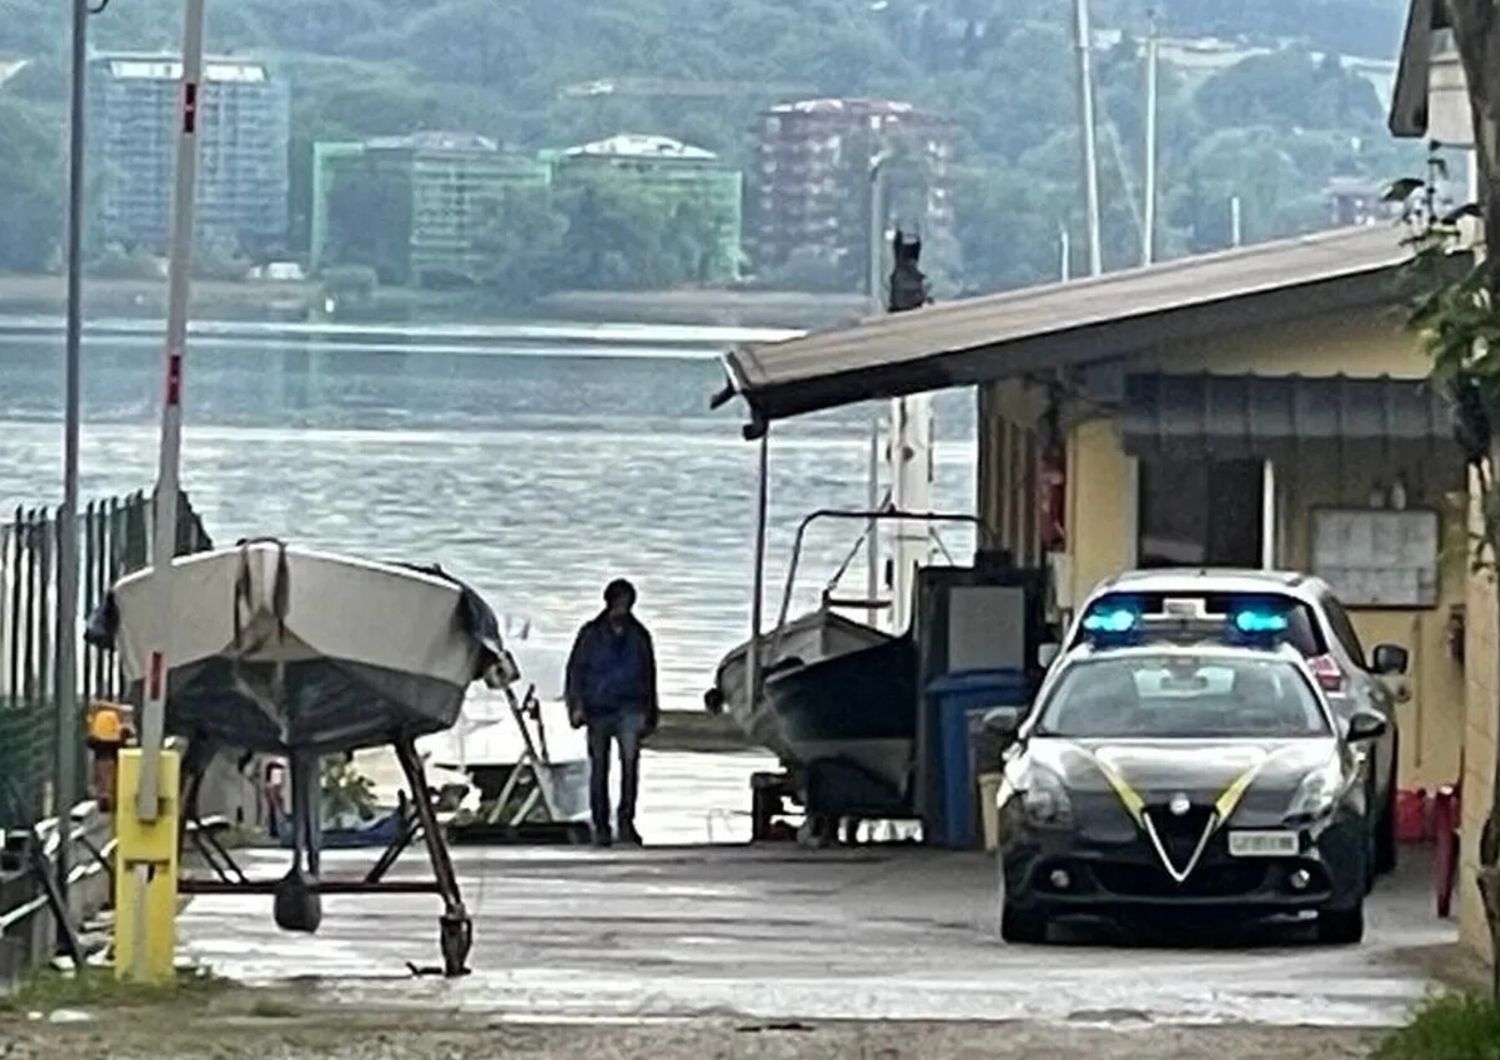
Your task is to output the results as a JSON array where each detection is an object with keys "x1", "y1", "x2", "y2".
[{"x1": 1310, "y1": 508, "x2": 1440, "y2": 608}]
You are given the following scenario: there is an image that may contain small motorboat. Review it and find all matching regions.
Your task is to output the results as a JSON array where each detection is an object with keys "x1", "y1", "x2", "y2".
[
  {"x1": 712, "y1": 609, "x2": 915, "y2": 804},
  {"x1": 88, "y1": 538, "x2": 508, "y2": 754}
]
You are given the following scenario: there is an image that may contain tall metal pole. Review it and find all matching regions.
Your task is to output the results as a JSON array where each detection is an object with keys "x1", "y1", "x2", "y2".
[
  {"x1": 867, "y1": 154, "x2": 890, "y2": 313},
  {"x1": 56, "y1": 0, "x2": 89, "y2": 906},
  {"x1": 1073, "y1": 0, "x2": 1104, "y2": 276},
  {"x1": 1059, "y1": 225, "x2": 1071, "y2": 282},
  {"x1": 867, "y1": 152, "x2": 892, "y2": 627},
  {"x1": 746, "y1": 431, "x2": 770, "y2": 708},
  {"x1": 137, "y1": 0, "x2": 205, "y2": 824},
  {"x1": 1142, "y1": 13, "x2": 1159, "y2": 266},
  {"x1": 1230, "y1": 195, "x2": 1243, "y2": 248}
]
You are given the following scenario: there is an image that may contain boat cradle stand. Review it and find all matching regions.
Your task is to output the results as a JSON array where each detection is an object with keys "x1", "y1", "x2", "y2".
[
  {"x1": 178, "y1": 737, "x2": 473, "y2": 978},
  {"x1": 750, "y1": 769, "x2": 916, "y2": 847}
]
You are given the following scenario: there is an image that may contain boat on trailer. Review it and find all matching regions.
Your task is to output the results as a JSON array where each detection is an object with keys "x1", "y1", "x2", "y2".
[
  {"x1": 88, "y1": 538, "x2": 515, "y2": 976},
  {"x1": 91, "y1": 539, "x2": 507, "y2": 753}
]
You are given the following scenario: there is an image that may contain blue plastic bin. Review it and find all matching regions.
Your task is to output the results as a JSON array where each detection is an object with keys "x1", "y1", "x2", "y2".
[{"x1": 928, "y1": 669, "x2": 1031, "y2": 849}]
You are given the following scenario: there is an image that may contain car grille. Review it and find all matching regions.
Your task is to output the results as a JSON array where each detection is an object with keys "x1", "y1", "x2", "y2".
[
  {"x1": 1144, "y1": 803, "x2": 1215, "y2": 872},
  {"x1": 1093, "y1": 861, "x2": 1269, "y2": 898}
]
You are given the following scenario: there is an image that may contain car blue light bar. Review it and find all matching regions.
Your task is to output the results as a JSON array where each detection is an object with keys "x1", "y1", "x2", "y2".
[
  {"x1": 1082, "y1": 608, "x2": 1138, "y2": 634},
  {"x1": 1234, "y1": 610, "x2": 1289, "y2": 634}
]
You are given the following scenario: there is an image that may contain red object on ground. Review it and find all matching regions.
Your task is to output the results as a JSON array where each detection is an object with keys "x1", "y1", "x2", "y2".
[{"x1": 1396, "y1": 788, "x2": 1431, "y2": 843}]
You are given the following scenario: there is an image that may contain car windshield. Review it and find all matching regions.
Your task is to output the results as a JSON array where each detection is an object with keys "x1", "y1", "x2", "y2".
[
  {"x1": 1074, "y1": 590, "x2": 1326, "y2": 658},
  {"x1": 1036, "y1": 655, "x2": 1330, "y2": 739}
]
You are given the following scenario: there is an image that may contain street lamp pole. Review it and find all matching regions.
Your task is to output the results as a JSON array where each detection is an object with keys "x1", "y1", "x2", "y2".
[{"x1": 55, "y1": 0, "x2": 90, "y2": 907}]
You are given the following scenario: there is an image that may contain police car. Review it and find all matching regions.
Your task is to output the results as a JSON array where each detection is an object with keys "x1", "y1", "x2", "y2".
[
  {"x1": 989, "y1": 600, "x2": 1385, "y2": 945},
  {"x1": 1067, "y1": 570, "x2": 1405, "y2": 876}
]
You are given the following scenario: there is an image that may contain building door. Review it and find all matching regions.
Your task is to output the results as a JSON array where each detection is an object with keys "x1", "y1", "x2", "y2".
[{"x1": 1137, "y1": 458, "x2": 1264, "y2": 569}]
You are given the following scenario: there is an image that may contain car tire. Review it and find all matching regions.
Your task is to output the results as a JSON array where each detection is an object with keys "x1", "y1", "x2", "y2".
[
  {"x1": 1316, "y1": 902, "x2": 1365, "y2": 946},
  {"x1": 1001, "y1": 900, "x2": 1048, "y2": 945}
]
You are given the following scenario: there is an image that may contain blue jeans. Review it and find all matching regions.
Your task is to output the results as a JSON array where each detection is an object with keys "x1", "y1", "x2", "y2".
[{"x1": 586, "y1": 711, "x2": 644, "y2": 833}]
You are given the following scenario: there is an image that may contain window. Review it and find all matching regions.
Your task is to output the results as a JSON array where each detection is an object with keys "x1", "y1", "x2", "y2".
[
  {"x1": 1320, "y1": 595, "x2": 1369, "y2": 670},
  {"x1": 1137, "y1": 458, "x2": 1263, "y2": 569},
  {"x1": 1037, "y1": 655, "x2": 1329, "y2": 739}
]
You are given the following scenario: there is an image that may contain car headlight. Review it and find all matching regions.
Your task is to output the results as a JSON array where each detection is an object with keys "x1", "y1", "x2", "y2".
[
  {"x1": 1286, "y1": 763, "x2": 1343, "y2": 824},
  {"x1": 1022, "y1": 768, "x2": 1074, "y2": 830}
]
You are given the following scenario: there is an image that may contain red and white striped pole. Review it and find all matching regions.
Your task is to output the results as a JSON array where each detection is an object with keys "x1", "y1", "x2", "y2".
[{"x1": 136, "y1": 0, "x2": 205, "y2": 824}]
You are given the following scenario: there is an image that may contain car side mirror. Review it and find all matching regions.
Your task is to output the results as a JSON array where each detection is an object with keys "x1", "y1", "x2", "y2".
[
  {"x1": 1346, "y1": 710, "x2": 1388, "y2": 743},
  {"x1": 1372, "y1": 644, "x2": 1409, "y2": 676},
  {"x1": 982, "y1": 706, "x2": 1024, "y2": 745}
]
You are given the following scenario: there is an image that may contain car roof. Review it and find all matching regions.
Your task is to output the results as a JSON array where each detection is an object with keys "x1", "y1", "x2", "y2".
[{"x1": 1089, "y1": 568, "x2": 1328, "y2": 602}]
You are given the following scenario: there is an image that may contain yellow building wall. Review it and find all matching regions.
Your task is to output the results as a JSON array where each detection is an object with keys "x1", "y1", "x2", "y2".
[
  {"x1": 1276, "y1": 447, "x2": 1467, "y2": 790},
  {"x1": 1057, "y1": 418, "x2": 1465, "y2": 789},
  {"x1": 1145, "y1": 309, "x2": 1429, "y2": 379},
  {"x1": 1064, "y1": 418, "x2": 1134, "y2": 608}
]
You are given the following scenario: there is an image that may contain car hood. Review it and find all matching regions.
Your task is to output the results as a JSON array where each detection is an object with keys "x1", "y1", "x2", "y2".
[{"x1": 1025, "y1": 736, "x2": 1338, "y2": 802}]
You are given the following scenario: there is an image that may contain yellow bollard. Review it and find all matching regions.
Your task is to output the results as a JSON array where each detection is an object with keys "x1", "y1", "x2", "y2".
[{"x1": 114, "y1": 747, "x2": 180, "y2": 984}]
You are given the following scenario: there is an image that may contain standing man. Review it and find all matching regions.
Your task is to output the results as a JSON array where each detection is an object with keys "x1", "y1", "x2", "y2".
[{"x1": 565, "y1": 579, "x2": 659, "y2": 847}]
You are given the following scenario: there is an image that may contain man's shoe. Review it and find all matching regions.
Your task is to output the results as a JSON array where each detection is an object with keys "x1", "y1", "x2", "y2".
[
  {"x1": 618, "y1": 823, "x2": 643, "y2": 846},
  {"x1": 591, "y1": 826, "x2": 613, "y2": 848}
]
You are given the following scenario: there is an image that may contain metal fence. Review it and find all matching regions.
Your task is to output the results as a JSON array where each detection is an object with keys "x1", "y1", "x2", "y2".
[{"x1": 0, "y1": 491, "x2": 210, "y2": 831}]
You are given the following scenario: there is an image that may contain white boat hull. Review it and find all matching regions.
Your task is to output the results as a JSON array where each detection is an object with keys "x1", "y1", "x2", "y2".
[{"x1": 98, "y1": 541, "x2": 500, "y2": 753}]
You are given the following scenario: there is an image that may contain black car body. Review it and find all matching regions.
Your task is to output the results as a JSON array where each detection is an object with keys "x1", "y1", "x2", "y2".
[
  {"x1": 1065, "y1": 570, "x2": 1407, "y2": 876},
  {"x1": 994, "y1": 623, "x2": 1386, "y2": 946}
]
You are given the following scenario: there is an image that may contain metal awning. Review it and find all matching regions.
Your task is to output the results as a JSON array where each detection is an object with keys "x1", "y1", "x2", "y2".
[
  {"x1": 1120, "y1": 373, "x2": 1454, "y2": 458},
  {"x1": 717, "y1": 226, "x2": 1413, "y2": 431}
]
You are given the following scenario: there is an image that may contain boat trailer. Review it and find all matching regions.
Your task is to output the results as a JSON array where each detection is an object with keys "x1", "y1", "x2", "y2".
[{"x1": 179, "y1": 737, "x2": 472, "y2": 978}]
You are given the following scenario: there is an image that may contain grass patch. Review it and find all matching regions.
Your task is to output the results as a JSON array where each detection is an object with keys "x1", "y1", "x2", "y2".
[
  {"x1": 0, "y1": 965, "x2": 230, "y2": 1014},
  {"x1": 1377, "y1": 993, "x2": 1500, "y2": 1060}
]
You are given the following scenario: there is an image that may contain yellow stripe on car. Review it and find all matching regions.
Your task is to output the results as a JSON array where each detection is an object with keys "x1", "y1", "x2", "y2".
[
  {"x1": 1071, "y1": 743, "x2": 1269, "y2": 831},
  {"x1": 1213, "y1": 756, "x2": 1269, "y2": 822}
]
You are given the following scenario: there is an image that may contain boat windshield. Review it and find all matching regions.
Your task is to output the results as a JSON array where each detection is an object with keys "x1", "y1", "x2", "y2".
[{"x1": 1035, "y1": 655, "x2": 1330, "y2": 739}]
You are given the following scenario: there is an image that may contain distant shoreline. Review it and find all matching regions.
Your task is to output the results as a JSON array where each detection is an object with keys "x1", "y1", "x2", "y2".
[
  {"x1": 0, "y1": 272, "x2": 866, "y2": 331},
  {"x1": 0, "y1": 312, "x2": 802, "y2": 353}
]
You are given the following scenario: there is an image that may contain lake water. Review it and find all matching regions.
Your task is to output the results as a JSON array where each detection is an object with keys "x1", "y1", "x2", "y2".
[{"x1": 0, "y1": 319, "x2": 977, "y2": 712}]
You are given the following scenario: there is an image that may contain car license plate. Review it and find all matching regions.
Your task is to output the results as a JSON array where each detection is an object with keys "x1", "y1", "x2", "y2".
[{"x1": 1228, "y1": 831, "x2": 1299, "y2": 858}]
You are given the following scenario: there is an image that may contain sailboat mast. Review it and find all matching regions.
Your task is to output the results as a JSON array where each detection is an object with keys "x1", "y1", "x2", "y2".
[
  {"x1": 1142, "y1": 12, "x2": 1159, "y2": 266},
  {"x1": 1073, "y1": 0, "x2": 1104, "y2": 276}
]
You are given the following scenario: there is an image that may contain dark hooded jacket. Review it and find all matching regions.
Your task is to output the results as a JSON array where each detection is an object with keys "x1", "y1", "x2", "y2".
[{"x1": 565, "y1": 611, "x2": 659, "y2": 721}]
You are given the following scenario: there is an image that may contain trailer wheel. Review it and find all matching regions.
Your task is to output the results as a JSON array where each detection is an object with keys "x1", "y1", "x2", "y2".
[{"x1": 440, "y1": 914, "x2": 473, "y2": 978}]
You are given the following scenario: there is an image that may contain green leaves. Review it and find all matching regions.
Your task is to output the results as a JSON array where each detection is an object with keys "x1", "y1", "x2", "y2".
[{"x1": 0, "y1": 98, "x2": 63, "y2": 272}]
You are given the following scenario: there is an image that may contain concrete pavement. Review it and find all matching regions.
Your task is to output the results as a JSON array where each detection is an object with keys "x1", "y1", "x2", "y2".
[{"x1": 177, "y1": 841, "x2": 1454, "y2": 1030}]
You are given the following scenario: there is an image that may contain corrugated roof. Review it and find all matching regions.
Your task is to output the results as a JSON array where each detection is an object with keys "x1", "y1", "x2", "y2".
[
  {"x1": 1121, "y1": 373, "x2": 1452, "y2": 458},
  {"x1": 719, "y1": 225, "x2": 1413, "y2": 428}
]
